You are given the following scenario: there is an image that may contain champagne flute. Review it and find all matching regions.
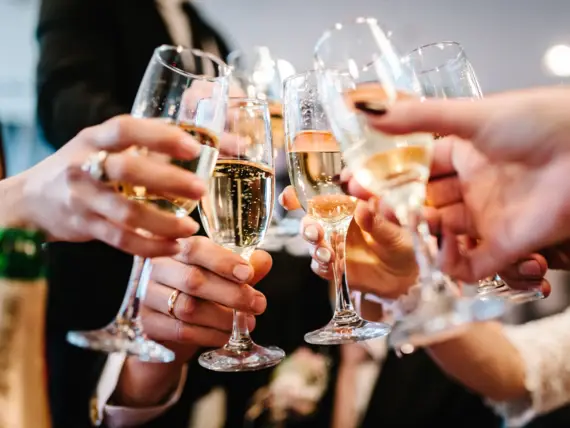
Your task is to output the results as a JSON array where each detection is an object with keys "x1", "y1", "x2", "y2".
[
  {"x1": 66, "y1": 46, "x2": 230, "y2": 362},
  {"x1": 405, "y1": 41, "x2": 543, "y2": 304},
  {"x1": 284, "y1": 70, "x2": 391, "y2": 344},
  {"x1": 198, "y1": 98, "x2": 285, "y2": 371},
  {"x1": 228, "y1": 48, "x2": 302, "y2": 239},
  {"x1": 314, "y1": 18, "x2": 501, "y2": 349}
]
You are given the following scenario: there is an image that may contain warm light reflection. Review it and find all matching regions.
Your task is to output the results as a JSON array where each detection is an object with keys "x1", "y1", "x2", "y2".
[{"x1": 544, "y1": 44, "x2": 570, "y2": 77}]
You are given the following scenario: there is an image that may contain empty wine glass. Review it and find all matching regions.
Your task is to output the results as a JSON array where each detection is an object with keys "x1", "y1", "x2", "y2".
[
  {"x1": 404, "y1": 41, "x2": 544, "y2": 305},
  {"x1": 314, "y1": 18, "x2": 504, "y2": 349},
  {"x1": 67, "y1": 46, "x2": 230, "y2": 362},
  {"x1": 198, "y1": 98, "x2": 285, "y2": 371}
]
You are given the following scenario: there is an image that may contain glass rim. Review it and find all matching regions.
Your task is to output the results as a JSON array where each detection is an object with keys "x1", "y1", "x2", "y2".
[
  {"x1": 283, "y1": 69, "x2": 318, "y2": 87},
  {"x1": 404, "y1": 41, "x2": 467, "y2": 75},
  {"x1": 200, "y1": 96, "x2": 269, "y2": 109},
  {"x1": 154, "y1": 44, "x2": 231, "y2": 82},
  {"x1": 314, "y1": 17, "x2": 381, "y2": 65}
]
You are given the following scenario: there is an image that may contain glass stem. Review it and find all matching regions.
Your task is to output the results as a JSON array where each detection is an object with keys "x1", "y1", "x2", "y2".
[
  {"x1": 323, "y1": 217, "x2": 360, "y2": 325},
  {"x1": 115, "y1": 256, "x2": 152, "y2": 335},
  {"x1": 226, "y1": 249, "x2": 255, "y2": 352},
  {"x1": 396, "y1": 206, "x2": 446, "y2": 300}
]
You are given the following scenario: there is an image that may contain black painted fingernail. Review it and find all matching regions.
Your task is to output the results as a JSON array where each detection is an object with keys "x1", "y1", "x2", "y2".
[
  {"x1": 332, "y1": 174, "x2": 350, "y2": 194},
  {"x1": 436, "y1": 235, "x2": 443, "y2": 249},
  {"x1": 354, "y1": 101, "x2": 388, "y2": 115}
]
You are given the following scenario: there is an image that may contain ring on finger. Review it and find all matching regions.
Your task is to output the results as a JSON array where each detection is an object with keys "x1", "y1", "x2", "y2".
[
  {"x1": 167, "y1": 289, "x2": 181, "y2": 319},
  {"x1": 81, "y1": 150, "x2": 110, "y2": 183}
]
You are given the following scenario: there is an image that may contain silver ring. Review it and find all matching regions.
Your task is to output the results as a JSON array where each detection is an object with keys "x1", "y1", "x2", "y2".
[{"x1": 81, "y1": 150, "x2": 110, "y2": 183}]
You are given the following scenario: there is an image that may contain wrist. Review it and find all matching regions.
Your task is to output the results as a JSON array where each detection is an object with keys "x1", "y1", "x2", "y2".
[
  {"x1": 0, "y1": 173, "x2": 32, "y2": 228},
  {"x1": 112, "y1": 357, "x2": 185, "y2": 408}
]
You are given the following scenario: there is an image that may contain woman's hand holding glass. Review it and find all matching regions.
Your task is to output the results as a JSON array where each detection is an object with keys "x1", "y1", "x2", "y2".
[
  {"x1": 280, "y1": 186, "x2": 551, "y2": 309},
  {"x1": 111, "y1": 237, "x2": 272, "y2": 408},
  {"x1": 7, "y1": 116, "x2": 204, "y2": 257}
]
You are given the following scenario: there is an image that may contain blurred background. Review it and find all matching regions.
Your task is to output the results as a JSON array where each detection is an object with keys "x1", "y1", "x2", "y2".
[{"x1": 1, "y1": 0, "x2": 570, "y2": 319}]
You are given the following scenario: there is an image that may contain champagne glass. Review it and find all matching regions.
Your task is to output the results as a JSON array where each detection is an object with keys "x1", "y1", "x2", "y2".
[
  {"x1": 228, "y1": 48, "x2": 302, "y2": 239},
  {"x1": 284, "y1": 70, "x2": 391, "y2": 344},
  {"x1": 67, "y1": 46, "x2": 230, "y2": 362},
  {"x1": 405, "y1": 41, "x2": 543, "y2": 304},
  {"x1": 314, "y1": 18, "x2": 502, "y2": 348},
  {"x1": 198, "y1": 98, "x2": 285, "y2": 371}
]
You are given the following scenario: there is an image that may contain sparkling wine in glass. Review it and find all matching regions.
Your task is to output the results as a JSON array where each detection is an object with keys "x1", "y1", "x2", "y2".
[
  {"x1": 66, "y1": 46, "x2": 230, "y2": 362},
  {"x1": 198, "y1": 98, "x2": 285, "y2": 371},
  {"x1": 405, "y1": 41, "x2": 543, "y2": 305},
  {"x1": 284, "y1": 70, "x2": 391, "y2": 345},
  {"x1": 314, "y1": 18, "x2": 500, "y2": 349}
]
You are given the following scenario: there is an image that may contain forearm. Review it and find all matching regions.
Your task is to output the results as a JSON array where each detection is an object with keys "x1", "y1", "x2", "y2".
[{"x1": 426, "y1": 321, "x2": 527, "y2": 402}]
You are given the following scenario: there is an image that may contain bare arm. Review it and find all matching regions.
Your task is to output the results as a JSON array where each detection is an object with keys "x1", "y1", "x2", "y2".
[{"x1": 427, "y1": 321, "x2": 527, "y2": 402}]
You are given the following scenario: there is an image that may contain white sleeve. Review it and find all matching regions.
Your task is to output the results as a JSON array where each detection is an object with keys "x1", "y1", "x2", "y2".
[
  {"x1": 490, "y1": 308, "x2": 570, "y2": 427},
  {"x1": 91, "y1": 352, "x2": 188, "y2": 427}
]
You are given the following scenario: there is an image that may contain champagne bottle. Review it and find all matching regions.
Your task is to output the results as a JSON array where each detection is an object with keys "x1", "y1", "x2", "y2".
[{"x1": 0, "y1": 228, "x2": 50, "y2": 428}]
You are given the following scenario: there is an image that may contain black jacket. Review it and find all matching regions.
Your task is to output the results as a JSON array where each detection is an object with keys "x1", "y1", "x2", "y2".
[{"x1": 36, "y1": 1, "x2": 231, "y2": 426}]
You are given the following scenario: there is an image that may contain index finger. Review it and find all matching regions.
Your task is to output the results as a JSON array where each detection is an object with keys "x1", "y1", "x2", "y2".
[
  {"x1": 174, "y1": 236, "x2": 254, "y2": 283},
  {"x1": 365, "y1": 98, "x2": 490, "y2": 142},
  {"x1": 84, "y1": 115, "x2": 201, "y2": 159}
]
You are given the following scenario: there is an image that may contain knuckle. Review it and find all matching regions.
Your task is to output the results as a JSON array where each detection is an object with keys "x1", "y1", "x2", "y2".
[
  {"x1": 111, "y1": 156, "x2": 135, "y2": 181},
  {"x1": 107, "y1": 115, "x2": 132, "y2": 141},
  {"x1": 180, "y1": 294, "x2": 198, "y2": 318},
  {"x1": 115, "y1": 200, "x2": 142, "y2": 226},
  {"x1": 182, "y1": 265, "x2": 205, "y2": 294},
  {"x1": 108, "y1": 228, "x2": 131, "y2": 250}
]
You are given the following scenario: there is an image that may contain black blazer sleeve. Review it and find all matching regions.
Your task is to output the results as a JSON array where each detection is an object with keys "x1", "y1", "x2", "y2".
[{"x1": 36, "y1": 0, "x2": 128, "y2": 150}]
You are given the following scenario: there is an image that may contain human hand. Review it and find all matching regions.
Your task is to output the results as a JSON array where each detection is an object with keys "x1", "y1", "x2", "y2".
[
  {"x1": 279, "y1": 185, "x2": 418, "y2": 300},
  {"x1": 350, "y1": 87, "x2": 570, "y2": 281},
  {"x1": 13, "y1": 116, "x2": 205, "y2": 257},
  {"x1": 113, "y1": 236, "x2": 272, "y2": 407}
]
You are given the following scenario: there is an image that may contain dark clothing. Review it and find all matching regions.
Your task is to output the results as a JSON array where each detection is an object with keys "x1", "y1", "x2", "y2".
[{"x1": 36, "y1": 1, "x2": 230, "y2": 426}]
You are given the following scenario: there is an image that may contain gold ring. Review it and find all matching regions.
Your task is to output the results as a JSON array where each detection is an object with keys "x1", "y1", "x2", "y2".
[{"x1": 167, "y1": 289, "x2": 181, "y2": 319}]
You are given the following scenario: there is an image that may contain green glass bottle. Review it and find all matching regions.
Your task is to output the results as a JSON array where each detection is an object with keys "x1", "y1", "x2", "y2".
[{"x1": 0, "y1": 228, "x2": 50, "y2": 428}]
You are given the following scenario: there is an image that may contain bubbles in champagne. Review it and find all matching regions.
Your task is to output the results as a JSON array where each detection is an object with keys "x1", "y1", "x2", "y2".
[{"x1": 199, "y1": 159, "x2": 274, "y2": 251}]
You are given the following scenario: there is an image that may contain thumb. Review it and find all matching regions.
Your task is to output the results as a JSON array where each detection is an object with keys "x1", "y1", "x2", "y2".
[{"x1": 249, "y1": 250, "x2": 273, "y2": 286}]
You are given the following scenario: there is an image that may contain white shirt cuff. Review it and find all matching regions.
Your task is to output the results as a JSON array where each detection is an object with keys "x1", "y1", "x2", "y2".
[{"x1": 93, "y1": 352, "x2": 188, "y2": 427}]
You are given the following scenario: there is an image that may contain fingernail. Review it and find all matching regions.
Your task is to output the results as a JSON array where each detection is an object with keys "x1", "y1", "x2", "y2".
[
  {"x1": 181, "y1": 217, "x2": 200, "y2": 235},
  {"x1": 518, "y1": 260, "x2": 542, "y2": 278},
  {"x1": 354, "y1": 101, "x2": 388, "y2": 116},
  {"x1": 251, "y1": 293, "x2": 267, "y2": 314},
  {"x1": 233, "y1": 264, "x2": 253, "y2": 282},
  {"x1": 278, "y1": 191, "x2": 285, "y2": 207},
  {"x1": 368, "y1": 197, "x2": 379, "y2": 213},
  {"x1": 181, "y1": 134, "x2": 202, "y2": 157},
  {"x1": 315, "y1": 247, "x2": 331, "y2": 264},
  {"x1": 340, "y1": 168, "x2": 352, "y2": 182},
  {"x1": 190, "y1": 178, "x2": 207, "y2": 195},
  {"x1": 303, "y1": 225, "x2": 319, "y2": 242}
]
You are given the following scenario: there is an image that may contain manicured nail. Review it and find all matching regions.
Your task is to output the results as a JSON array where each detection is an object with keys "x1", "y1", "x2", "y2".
[
  {"x1": 181, "y1": 217, "x2": 200, "y2": 235},
  {"x1": 303, "y1": 225, "x2": 319, "y2": 242},
  {"x1": 518, "y1": 260, "x2": 542, "y2": 278},
  {"x1": 181, "y1": 134, "x2": 203, "y2": 157},
  {"x1": 278, "y1": 191, "x2": 285, "y2": 207},
  {"x1": 233, "y1": 264, "x2": 253, "y2": 282},
  {"x1": 315, "y1": 247, "x2": 331, "y2": 264},
  {"x1": 251, "y1": 293, "x2": 267, "y2": 314},
  {"x1": 354, "y1": 101, "x2": 388, "y2": 115}
]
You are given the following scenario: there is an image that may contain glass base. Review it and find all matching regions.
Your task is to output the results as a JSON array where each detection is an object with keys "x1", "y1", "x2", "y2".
[
  {"x1": 304, "y1": 316, "x2": 391, "y2": 345},
  {"x1": 198, "y1": 343, "x2": 285, "y2": 372},
  {"x1": 66, "y1": 323, "x2": 175, "y2": 363},
  {"x1": 389, "y1": 295, "x2": 506, "y2": 349},
  {"x1": 478, "y1": 278, "x2": 544, "y2": 304}
]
